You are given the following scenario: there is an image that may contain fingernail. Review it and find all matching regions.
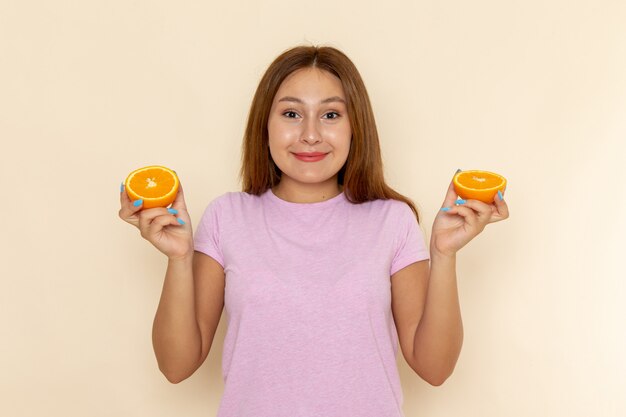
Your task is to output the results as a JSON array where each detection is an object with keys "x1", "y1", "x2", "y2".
[
  {"x1": 120, "y1": 182, "x2": 124, "y2": 192},
  {"x1": 440, "y1": 207, "x2": 451, "y2": 212},
  {"x1": 133, "y1": 199, "x2": 143, "y2": 207},
  {"x1": 498, "y1": 190, "x2": 503, "y2": 201},
  {"x1": 167, "y1": 208, "x2": 178, "y2": 214},
  {"x1": 177, "y1": 218, "x2": 185, "y2": 225},
  {"x1": 456, "y1": 199, "x2": 467, "y2": 205},
  {"x1": 456, "y1": 169, "x2": 462, "y2": 173}
]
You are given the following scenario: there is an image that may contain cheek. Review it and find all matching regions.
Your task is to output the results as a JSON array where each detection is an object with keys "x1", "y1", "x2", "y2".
[
  {"x1": 267, "y1": 122, "x2": 288, "y2": 163},
  {"x1": 267, "y1": 117, "x2": 278, "y2": 143},
  {"x1": 268, "y1": 119, "x2": 298, "y2": 146},
  {"x1": 326, "y1": 124, "x2": 352, "y2": 151}
]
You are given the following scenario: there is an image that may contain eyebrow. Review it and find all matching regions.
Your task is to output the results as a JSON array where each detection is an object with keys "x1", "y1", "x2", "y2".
[{"x1": 277, "y1": 96, "x2": 346, "y2": 104}]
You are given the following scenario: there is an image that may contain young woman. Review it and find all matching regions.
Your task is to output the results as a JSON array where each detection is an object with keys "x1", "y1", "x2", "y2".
[{"x1": 119, "y1": 45, "x2": 509, "y2": 416}]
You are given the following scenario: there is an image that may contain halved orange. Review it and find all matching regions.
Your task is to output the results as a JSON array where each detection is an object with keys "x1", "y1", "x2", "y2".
[
  {"x1": 453, "y1": 170, "x2": 506, "y2": 203},
  {"x1": 125, "y1": 165, "x2": 179, "y2": 209}
]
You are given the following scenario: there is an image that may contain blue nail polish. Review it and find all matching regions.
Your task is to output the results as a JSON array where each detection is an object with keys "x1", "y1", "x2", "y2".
[
  {"x1": 456, "y1": 199, "x2": 467, "y2": 205},
  {"x1": 498, "y1": 190, "x2": 503, "y2": 201},
  {"x1": 177, "y1": 218, "x2": 185, "y2": 225},
  {"x1": 133, "y1": 199, "x2": 143, "y2": 207},
  {"x1": 440, "y1": 207, "x2": 450, "y2": 212},
  {"x1": 120, "y1": 183, "x2": 124, "y2": 192},
  {"x1": 167, "y1": 208, "x2": 178, "y2": 214}
]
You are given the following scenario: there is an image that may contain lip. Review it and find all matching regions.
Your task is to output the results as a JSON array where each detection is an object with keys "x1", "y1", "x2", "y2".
[{"x1": 292, "y1": 152, "x2": 328, "y2": 162}]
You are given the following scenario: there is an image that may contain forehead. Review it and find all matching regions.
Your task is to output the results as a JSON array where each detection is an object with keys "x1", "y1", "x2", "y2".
[{"x1": 275, "y1": 67, "x2": 345, "y2": 99}]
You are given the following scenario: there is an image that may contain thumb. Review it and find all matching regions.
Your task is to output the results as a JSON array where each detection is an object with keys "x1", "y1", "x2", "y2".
[
  {"x1": 170, "y1": 180, "x2": 188, "y2": 211},
  {"x1": 441, "y1": 169, "x2": 461, "y2": 208}
]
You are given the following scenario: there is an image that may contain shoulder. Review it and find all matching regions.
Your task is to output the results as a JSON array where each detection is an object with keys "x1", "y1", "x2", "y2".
[
  {"x1": 342, "y1": 197, "x2": 415, "y2": 230},
  {"x1": 356, "y1": 197, "x2": 413, "y2": 217},
  {"x1": 201, "y1": 191, "x2": 262, "y2": 215},
  {"x1": 389, "y1": 199, "x2": 416, "y2": 219},
  {"x1": 196, "y1": 192, "x2": 258, "y2": 231},
  {"x1": 382, "y1": 197, "x2": 412, "y2": 211},
  {"x1": 209, "y1": 191, "x2": 255, "y2": 205}
]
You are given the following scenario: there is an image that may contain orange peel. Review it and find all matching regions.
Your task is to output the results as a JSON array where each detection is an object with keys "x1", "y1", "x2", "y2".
[
  {"x1": 453, "y1": 170, "x2": 507, "y2": 203},
  {"x1": 124, "y1": 165, "x2": 179, "y2": 209}
]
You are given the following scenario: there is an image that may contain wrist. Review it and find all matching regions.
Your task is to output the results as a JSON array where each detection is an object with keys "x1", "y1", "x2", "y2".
[
  {"x1": 430, "y1": 248, "x2": 456, "y2": 263},
  {"x1": 168, "y1": 252, "x2": 194, "y2": 264}
]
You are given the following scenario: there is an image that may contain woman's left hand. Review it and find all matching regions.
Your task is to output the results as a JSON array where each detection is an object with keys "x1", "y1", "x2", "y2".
[{"x1": 430, "y1": 174, "x2": 510, "y2": 257}]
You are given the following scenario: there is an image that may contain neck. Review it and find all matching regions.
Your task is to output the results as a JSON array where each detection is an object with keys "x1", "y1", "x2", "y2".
[{"x1": 272, "y1": 178, "x2": 342, "y2": 204}]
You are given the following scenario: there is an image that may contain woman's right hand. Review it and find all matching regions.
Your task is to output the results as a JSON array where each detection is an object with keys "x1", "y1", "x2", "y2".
[{"x1": 119, "y1": 181, "x2": 194, "y2": 260}]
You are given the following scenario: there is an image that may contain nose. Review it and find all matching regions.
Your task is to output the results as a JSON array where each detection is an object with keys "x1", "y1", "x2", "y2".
[{"x1": 300, "y1": 118, "x2": 322, "y2": 145}]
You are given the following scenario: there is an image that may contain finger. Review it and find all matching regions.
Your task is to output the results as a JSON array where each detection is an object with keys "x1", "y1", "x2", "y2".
[
  {"x1": 119, "y1": 184, "x2": 144, "y2": 226},
  {"x1": 137, "y1": 207, "x2": 174, "y2": 235},
  {"x1": 119, "y1": 182, "x2": 131, "y2": 206},
  {"x1": 441, "y1": 175, "x2": 459, "y2": 208},
  {"x1": 146, "y1": 214, "x2": 185, "y2": 236},
  {"x1": 170, "y1": 181, "x2": 188, "y2": 211},
  {"x1": 489, "y1": 191, "x2": 510, "y2": 222},
  {"x1": 441, "y1": 204, "x2": 479, "y2": 228},
  {"x1": 456, "y1": 199, "x2": 493, "y2": 223},
  {"x1": 138, "y1": 215, "x2": 181, "y2": 246}
]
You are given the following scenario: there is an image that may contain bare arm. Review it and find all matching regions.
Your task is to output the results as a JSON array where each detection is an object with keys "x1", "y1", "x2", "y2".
[
  {"x1": 391, "y1": 255, "x2": 462, "y2": 386},
  {"x1": 118, "y1": 181, "x2": 225, "y2": 384},
  {"x1": 152, "y1": 252, "x2": 225, "y2": 383},
  {"x1": 391, "y1": 174, "x2": 509, "y2": 385}
]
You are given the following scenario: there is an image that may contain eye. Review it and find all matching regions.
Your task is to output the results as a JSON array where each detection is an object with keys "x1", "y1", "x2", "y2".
[
  {"x1": 323, "y1": 112, "x2": 341, "y2": 120},
  {"x1": 282, "y1": 111, "x2": 299, "y2": 118}
]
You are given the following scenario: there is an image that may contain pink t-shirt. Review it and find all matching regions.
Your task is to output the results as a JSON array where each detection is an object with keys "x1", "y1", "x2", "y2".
[{"x1": 193, "y1": 188, "x2": 430, "y2": 417}]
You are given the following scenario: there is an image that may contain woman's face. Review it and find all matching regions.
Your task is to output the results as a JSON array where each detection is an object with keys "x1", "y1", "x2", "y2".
[{"x1": 268, "y1": 67, "x2": 352, "y2": 190}]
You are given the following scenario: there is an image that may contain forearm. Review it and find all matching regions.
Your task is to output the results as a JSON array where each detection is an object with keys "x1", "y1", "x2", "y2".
[
  {"x1": 412, "y1": 251, "x2": 464, "y2": 385},
  {"x1": 152, "y1": 255, "x2": 202, "y2": 382}
]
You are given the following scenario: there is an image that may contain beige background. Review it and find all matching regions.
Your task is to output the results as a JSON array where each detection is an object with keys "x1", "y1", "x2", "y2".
[{"x1": 1, "y1": 0, "x2": 624, "y2": 416}]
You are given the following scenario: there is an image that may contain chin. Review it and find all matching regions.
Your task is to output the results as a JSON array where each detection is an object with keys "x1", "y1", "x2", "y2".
[{"x1": 294, "y1": 177, "x2": 334, "y2": 185}]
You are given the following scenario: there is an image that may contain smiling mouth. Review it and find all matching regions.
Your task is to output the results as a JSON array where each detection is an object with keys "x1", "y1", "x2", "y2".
[{"x1": 292, "y1": 152, "x2": 328, "y2": 162}]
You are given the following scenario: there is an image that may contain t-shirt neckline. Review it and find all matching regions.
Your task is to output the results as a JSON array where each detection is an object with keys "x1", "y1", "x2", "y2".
[{"x1": 265, "y1": 187, "x2": 346, "y2": 208}]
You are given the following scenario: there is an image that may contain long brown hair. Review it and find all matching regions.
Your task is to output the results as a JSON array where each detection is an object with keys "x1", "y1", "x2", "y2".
[{"x1": 239, "y1": 45, "x2": 420, "y2": 222}]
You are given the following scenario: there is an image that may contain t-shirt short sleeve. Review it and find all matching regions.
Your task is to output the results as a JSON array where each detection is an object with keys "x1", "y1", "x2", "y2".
[
  {"x1": 390, "y1": 202, "x2": 430, "y2": 276},
  {"x1": 193, "y1": 198, "x2": 225, "y2": 268}
]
